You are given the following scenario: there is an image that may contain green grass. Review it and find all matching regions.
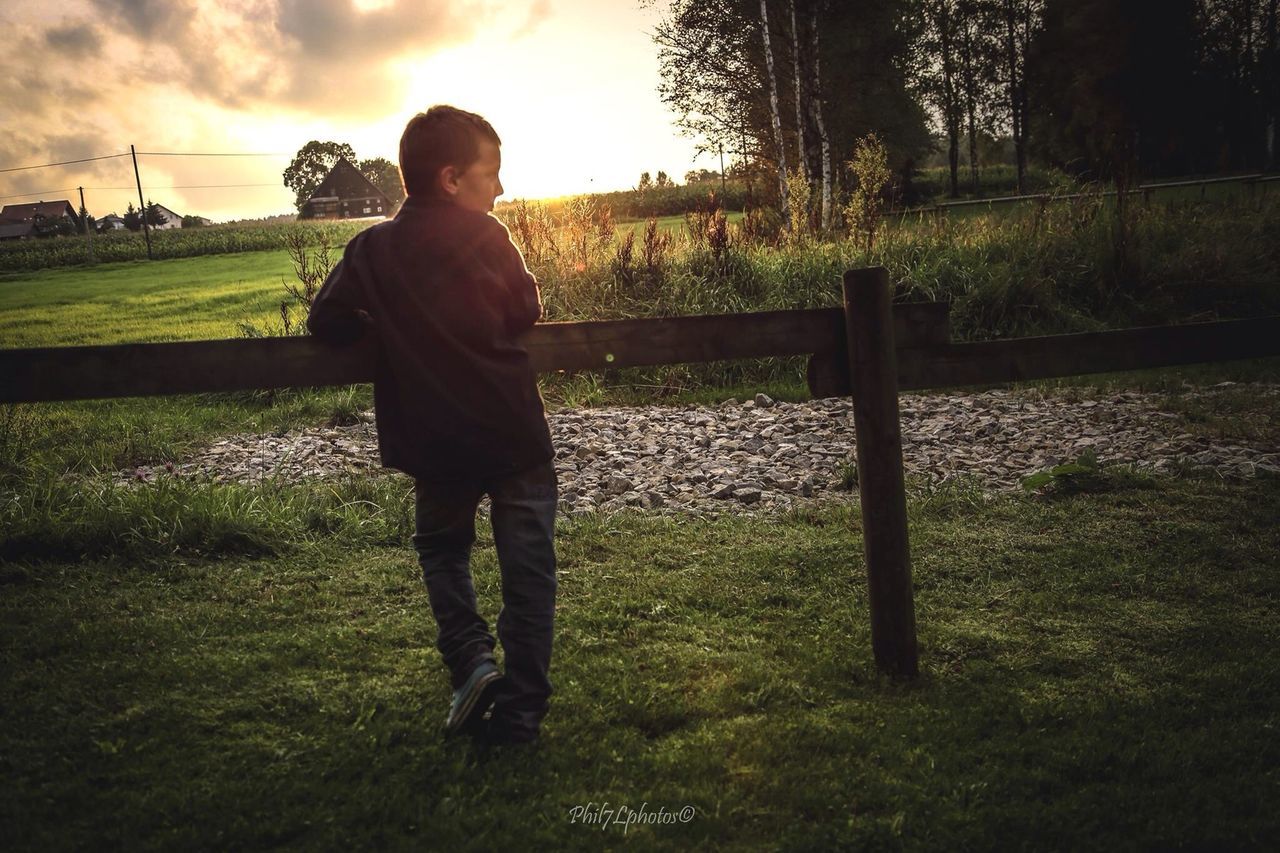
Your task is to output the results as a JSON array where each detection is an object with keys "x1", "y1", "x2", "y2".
[
  {"x1": 2, "y1": 471, "x2": 1277, "y2": 849},
  {"x1": 0, "y1": 251, "x2": 299, "y2": 348},
  {"x1": 0, "y1": 387, "x2": 373, "y2": 479},
  {"x1": 616, "y1": 211, "x2": 746, "y2": 235},
  {"x1": 3, "y1": 182, "x2": 1278, "y2": 848}
]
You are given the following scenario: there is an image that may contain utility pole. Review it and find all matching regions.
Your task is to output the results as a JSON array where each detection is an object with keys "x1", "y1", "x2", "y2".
[
  {"x1": 130, "y1": 144, "x2": 153, "y2": 260},
  {"x1": 719, "y1": 142, "x2": 727, "y2": 192},
  {"x1": 77, "y1": 186, "x2": 95, "y2": 264}
]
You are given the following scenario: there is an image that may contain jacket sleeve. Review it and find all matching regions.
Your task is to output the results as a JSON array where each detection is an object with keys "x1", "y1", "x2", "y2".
[
  {"x1": 490, "y1": 218, "x2": 543, "y2": 336},
  {"x1": 307, "y1": 238, "x2": 372, "y2": 345}
]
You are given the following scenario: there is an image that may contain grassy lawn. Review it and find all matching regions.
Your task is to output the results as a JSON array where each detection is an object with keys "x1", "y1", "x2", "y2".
[
  {"x1": 616, "y1": 211, "x2": 746, "y2": 236},
  {"x1": 3, "y1": 201, "x2": 1278, "y2": 848},
  {"x1": 2, "y1": 470, "x2": 1277, "y2": 849},
  {"x1": 0, "y1": 250, "x2": 296, "y2": 348}
]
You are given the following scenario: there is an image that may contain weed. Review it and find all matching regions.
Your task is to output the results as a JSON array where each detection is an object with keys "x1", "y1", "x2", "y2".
[
  {"x1": 641, "y1": 217, "x2": 671, "y2": 277},
  {"x1": 546, "y1": 371, "x2": 608, "y2": 409},
  {"x1": 836, "y1": 456, "x2": 858, "y2": 491},
  {"x1": 785, "y1": 170, "x2": 814, "y2": 245},
  {"x1": 1021, "y1": 449, "x2": 1158, "y2": 496},
  {"x1": 612, "y1": 230, "x2": 637, "y2": 293},
  {"x1": 844, "y1": 133, "x2": 893, "y2": 255}
]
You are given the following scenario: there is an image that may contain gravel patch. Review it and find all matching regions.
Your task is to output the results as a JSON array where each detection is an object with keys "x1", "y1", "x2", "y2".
[{"x1": 119, "y1": 384, "x2": 1280, "y2": 518}]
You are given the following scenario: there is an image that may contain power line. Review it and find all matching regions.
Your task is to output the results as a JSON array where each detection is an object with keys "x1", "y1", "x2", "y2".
[
  {"x1": 135, "y1": 151, "x2": 290, "y2": 157},
  {"x1": 166, "y1": 183, "x2": 281, "y2": 189},
  {"x1": 1, "y1": 149, "x2": 290, "y2": 174},
  {"x1": 0, "y1": 154, "x2": 129, "y2": 173},
  {"x1": 1, "y1": 188, "x2": 81, "y2": 201},
  {"x1": 2, "y1": 182, "x2": 282, "y2": 201}
]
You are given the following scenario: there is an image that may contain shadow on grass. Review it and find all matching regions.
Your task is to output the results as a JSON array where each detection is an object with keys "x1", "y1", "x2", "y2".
[{"x1": 1, "y1": 475, "x2": 1277, "y2": 849}]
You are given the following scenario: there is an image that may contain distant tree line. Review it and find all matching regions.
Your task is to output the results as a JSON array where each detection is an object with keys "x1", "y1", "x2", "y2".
[{"x1": 653, "y1": 0, "x2": 1278, "y2": 221}]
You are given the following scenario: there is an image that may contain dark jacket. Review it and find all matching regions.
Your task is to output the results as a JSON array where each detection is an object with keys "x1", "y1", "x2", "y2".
[{"x1": 307, "y1": 195, "x2": 553, "y2": 482}]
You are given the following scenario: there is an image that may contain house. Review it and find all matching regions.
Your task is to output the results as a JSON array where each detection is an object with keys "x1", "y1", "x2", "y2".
[
  {"x1": 97, "y1": 214, "x2": 126, "y2": 232},
  {"x1": 150, "y1": 203, "x2": 183, "y2": 230},
  {"x1": 0, "y1": 200, "x2": 78, "y2": 239},
  {"x1": 300, "y1": 157, "x2": 392, "y2": 220}
]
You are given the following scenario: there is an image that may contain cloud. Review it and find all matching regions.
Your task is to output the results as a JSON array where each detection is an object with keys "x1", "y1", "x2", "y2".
[
  {"x1": 44, "y1": 22, "x2": 104, "y2": 54},
  {"x1": 0, "y1": 0, "x2": 556, "y2": 218},
  {"x1": 57, "y1": 0, "x2": 533, "y2": 120},
  {"x1": 512, "y1": 0, "x2": 554, "y2": 39}
]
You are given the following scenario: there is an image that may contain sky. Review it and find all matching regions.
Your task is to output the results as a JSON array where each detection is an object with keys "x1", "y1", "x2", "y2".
[{"x1": 0, "y1": 0, "x2": 710, "y2": 223}]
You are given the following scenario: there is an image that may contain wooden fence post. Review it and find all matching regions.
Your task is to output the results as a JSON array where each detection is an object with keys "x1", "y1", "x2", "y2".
[{"x1": 843, "y1": 267, "x2": 919, "y2": 678}]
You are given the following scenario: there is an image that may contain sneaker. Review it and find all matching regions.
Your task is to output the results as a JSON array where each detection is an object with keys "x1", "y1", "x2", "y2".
[
  {"x1": 445, "y1": 660, "x2": 501, "y2": 737},
  {"x1": 482, "y1": 714, "x2": 540, "y2": 747}
]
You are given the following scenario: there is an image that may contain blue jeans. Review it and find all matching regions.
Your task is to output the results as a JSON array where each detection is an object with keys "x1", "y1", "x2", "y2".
[{"x1": 413, "y1": 459, "x2": 558, "y2": 736}]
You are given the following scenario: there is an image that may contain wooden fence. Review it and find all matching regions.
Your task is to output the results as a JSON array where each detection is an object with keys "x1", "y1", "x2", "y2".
[
  {"x1": 894, "y1": 172, "x2": 1280, "y2": 219},
  {"x1": 3, "y1": 267, "x2": 1279, "y2": 677}
]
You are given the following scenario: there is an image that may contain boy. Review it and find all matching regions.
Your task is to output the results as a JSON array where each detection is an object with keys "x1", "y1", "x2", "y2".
[{"x1": 307, "y1": 105, "x2": 557, "y2": 746}]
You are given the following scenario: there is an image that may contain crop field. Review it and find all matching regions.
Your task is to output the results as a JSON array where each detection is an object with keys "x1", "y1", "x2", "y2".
[{"x1": 0, "y1": 219, "x2": 371, "y2": 274}]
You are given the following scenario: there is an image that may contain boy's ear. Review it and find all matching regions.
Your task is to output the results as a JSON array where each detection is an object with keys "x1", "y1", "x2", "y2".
[{"x1": 436, "y1": 164, "x2": 460, "y2": 197}]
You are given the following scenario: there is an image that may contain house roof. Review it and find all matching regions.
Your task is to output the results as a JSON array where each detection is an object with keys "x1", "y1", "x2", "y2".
[
  {"x1": 305, "y1": 158, "x2": 391, "y2": 206},
  {"x1": 0, "y1": 200, "x2": 77, "y2": 222},
  {"x1": 152, "y1": 204, "x2": 182, "y2": 220}
]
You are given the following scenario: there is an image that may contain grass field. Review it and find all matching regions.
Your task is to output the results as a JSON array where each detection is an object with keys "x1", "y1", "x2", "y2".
[
  {"x1": 3, "y1": 192, "x2": 1279, "y2": 848},
  {"x1": 0, "y1": 251, "x2": 296, "y2": 348},
  {"x1": 2, "y1": 470, "x2": 1277, "y2": 849}
]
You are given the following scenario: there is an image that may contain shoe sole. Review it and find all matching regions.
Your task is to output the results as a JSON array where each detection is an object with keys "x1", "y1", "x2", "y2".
[{"x1": 445, "y1": 669, "x2": 502, "y2": 737}]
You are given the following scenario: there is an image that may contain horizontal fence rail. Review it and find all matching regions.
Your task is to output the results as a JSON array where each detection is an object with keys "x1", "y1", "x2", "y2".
[
  {"x1": 3, "y1": 306, "x2": 1278, "y2": 405},
  {"x1": 0, "y1": 303, "x2": 951, "y2": 404},
  {"x1": 885, "y1": 172, "x2": 1279, "y2": 218},
  {"x1": 806, "y1": 315, "x2": 1280, "y2": 397}
]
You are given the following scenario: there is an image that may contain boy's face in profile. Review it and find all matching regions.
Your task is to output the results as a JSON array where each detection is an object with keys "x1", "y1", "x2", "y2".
[{"x1": 445, "y1": 140, "x2": 504, "y2": 213}]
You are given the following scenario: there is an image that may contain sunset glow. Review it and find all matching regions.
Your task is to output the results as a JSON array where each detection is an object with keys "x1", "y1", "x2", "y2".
[{"x1": 0, "y1": 0, "x2": 707, "y2": 222}]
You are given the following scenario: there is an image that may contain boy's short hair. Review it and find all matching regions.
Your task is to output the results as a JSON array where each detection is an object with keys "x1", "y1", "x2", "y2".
[{"x1": 399, "y1": 105, "x2": 501, "y2": 198}]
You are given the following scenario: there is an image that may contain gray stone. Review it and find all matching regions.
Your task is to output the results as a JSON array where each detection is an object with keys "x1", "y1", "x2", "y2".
[{"x1": 114, "y1": 384, "x2": 1280, "y2": 520}]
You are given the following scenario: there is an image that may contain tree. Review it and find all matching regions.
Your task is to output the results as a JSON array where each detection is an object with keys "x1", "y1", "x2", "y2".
[
  {"x1": 638, "y1": 171, "x2": 654, "y2": 191},
  {"x1": 803, "y1": 1, "x2": 834, "y2": 228},
  {"x1": 144, "y1": 200, "x2": 169, "y2": 228},
  {"x1": 33, "y1": 214, "x2": 76, "y2": 238},
  {"x1": 1031, "y1": 0, "x2": 1202, "y2": 178},
  {"x1": 787, "y1": 0, "x2": 833, "y2": 228},
  {"x1": 918, "y1": 0, "x2": 965, "y2": 196},
  {"x1": 685, "y1": 168, "x2": 723, "y2": 182},
  {"x1": 123, "y1": 202, "x2": 141, "y2": 232},
  {"x1": 1196, "y1": 0, "x2": 1279, "y2": 170},
  {"x1": 654, "y1": 0, "x2": 764, "y2": 162},
  {"x1": 654, "y1": 0, "x2": 930, "y2": 222},
  {"x1": 283, "y1": 141, "x2": 357, "y2": 211},
  {"x1": 956, "y1": 1, "x2": 996, "y2": 192},
  {"x1": 358, "y1": 157, "x2": 405, "y2": 206},
  {"x1": 655, "y1": 170, "x2": 675, "y2": 187},
  {"x1": 76, "y1": 202, "x2": 93, "y2": 235},
  {"x1": 992, "y1": 0, "x2": 1044, "y2": 193}
]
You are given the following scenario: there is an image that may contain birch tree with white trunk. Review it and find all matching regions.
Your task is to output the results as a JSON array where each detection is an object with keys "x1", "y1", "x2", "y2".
[{"x1": 761, "y1": 0, "x2": 792, "y2": 228}]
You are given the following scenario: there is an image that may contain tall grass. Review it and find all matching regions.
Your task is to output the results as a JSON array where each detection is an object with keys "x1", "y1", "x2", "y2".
[
  {"x1": 510, "y1": 191, "x2": 1280, "y2": 399},
  {"x1": 525, "y1": 192, "x2": 1280, "y2": 336}
]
